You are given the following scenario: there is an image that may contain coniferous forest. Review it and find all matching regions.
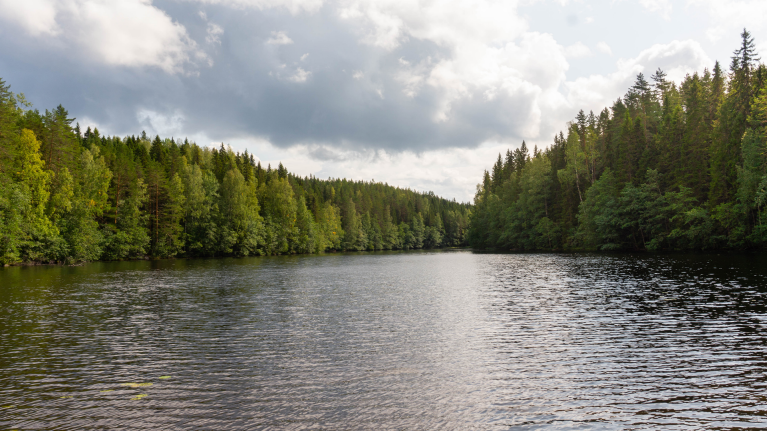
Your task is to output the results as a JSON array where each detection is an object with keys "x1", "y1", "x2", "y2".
[
  {"x1": 0, "y1": 82, "x2": 470, "y2": 265},
  {"x1": 5, "y1": 29, "x2": 767, "y2": 264},
  {"x1": 469, "y1": 30, "x2": 767, "y2": 252}
]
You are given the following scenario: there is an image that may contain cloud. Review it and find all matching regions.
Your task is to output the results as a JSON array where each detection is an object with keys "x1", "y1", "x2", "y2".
[
  {"x1": 566, "y1": 39, "x2": 713, "y2": 116},
  {"x1": 618, "y1": 39, "x2": 712, "y2": 83},
  {"x1": 229, "y1": 139, "x2": 516, "y2": 201},
  {"x1": 266, "y1": 30, "x2": 294, "y2": 44},
  {"x1": 2, "y1": 0, "x2": 741, "y2": 200},
  {"x1": 77, "y1": 116, "x2": 104, "y2": 134},
  {"x1": 638, "y1": 0, "x2": 672, "y2": 20},
  {"x1": 188, "y1": 0, "x2": 324, "y2": 14},
  {"x1": 206, "y1": 22, "x2": 224, "y2": 44},
  {"x1": 564, "y1": 42, "x2": 592, "y2": 58},
  {"x1": 338, "y1": 0, "x2": 528, "y2": 51},
  {"x1": 3, "y1": 0, "x2": 575, "y2": 153},
  {"x1": 596, "y1": 41, "x2": 613, "y2": 56},
  {"x1": 395, "y1": 57, "x2": 430, "y2": 98},
  {"x1": 0, "y1": 0, "x2": 59, "y2": 36},
  {"x1": 137, "y1": 109, "x2": 186, "y2": 136},
  {"x1": 688, "y1": 0, "x2": 767, "y2": 42},
  {"x1": 332, "y1": 0, "x2": 569, "y2": 133},
  {"x1": 0, "y1": 0, "x2": 205, "y2": 73},
  {"x1": 288, "y1": 67, "x2": 312, "y2": 82}
]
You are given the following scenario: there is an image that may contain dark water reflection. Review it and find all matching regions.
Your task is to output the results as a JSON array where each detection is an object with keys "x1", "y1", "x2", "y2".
[{"x1": 1, "y1": 251, "x2": 767, "y2": 429}]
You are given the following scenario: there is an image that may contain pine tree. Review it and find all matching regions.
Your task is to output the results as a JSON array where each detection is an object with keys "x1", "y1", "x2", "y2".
[{"x1": 710, "y1": 29, "x2": 759, "y2": 205}]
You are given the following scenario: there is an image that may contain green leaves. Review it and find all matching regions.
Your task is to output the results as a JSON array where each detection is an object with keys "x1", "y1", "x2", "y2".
[
  {"x1": 469, "y1": 30, "x2": 767, "y2": 252},
  {"x1": 0, "y1": 74, "x2": 469, "y2": 264}
]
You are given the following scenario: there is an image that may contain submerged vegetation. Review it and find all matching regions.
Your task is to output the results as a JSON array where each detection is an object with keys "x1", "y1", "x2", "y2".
[
  {"x1": 469, "y1": 29, "x2": 767, "y2": 251},
  {"x1": 0, "y1": 81, "x2": 470, "y2": 265}
]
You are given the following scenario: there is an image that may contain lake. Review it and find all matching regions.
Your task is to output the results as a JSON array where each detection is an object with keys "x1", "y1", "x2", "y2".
[{"x1": 1, "y1": 250, "x2": 767, "y2": 429}]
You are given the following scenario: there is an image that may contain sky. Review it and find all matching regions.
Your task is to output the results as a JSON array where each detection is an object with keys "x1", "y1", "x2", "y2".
[{"x1": 1, "y1": 0, "x2": 765, "y2": 202}]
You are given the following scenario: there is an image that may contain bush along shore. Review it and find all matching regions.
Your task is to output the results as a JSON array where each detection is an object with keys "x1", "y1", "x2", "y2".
[
  {"x1": 469, "y1": 29, "x2": 767, "y2": 252},
  {"x1": 0, "y1": 81, "x2": 471, "y2": 265}
]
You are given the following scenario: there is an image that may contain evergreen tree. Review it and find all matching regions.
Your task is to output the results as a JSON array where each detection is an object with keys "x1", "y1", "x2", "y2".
[{"x1": 469, "y1": 29, "x2": 767, "y2": 252}]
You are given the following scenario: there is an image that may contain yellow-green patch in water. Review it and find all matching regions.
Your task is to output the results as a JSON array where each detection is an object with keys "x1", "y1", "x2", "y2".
[
  {"x1": 120, "y1": 382, "x2": 152, "y2": 388},
  {"x1": 2, "y1": 405, "x2": 15, "y2": 409},
  {"x1": 100, "y1": 389, "x2": 114, "y2": 393},
  {"x1": 60, "y1": 396, "x2": 73, "y2": 399},
  {"x1": 158, "y1": 376, "x2": 171, "y2": 379},
  {"x1": 131, "y1": 394, "x2": 148, "y2": 401}
]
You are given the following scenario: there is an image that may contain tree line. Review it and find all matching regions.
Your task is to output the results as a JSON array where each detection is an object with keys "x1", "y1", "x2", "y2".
[
  {"x1": 469, "y1": 29, "x2": 767, "y2": 251},
  {"x1": 0, "y1": 83, "x2": 470, "y2": 265}
]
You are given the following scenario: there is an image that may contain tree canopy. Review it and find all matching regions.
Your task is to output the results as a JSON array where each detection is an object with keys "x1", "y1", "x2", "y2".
[
  {"x1": 469, "y1": 29, "x2": 767, "y2": 252},
  {"x1": 0, "y1": 80, "x2": 470, "y2": 264}
]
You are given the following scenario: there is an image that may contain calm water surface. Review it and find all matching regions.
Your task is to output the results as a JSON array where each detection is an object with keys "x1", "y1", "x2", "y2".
[{"x1": 1, "y1": 251, "x2": 767, "y2": 429}]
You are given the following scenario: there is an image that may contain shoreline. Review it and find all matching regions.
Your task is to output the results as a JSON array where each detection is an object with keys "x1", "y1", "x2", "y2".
[{"x1": 1, "y1": 246, "x2": 473, "y2": 268}]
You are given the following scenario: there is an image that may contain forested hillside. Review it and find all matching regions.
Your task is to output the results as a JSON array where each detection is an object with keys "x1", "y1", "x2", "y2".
[
  {"x1": 469, "y1": 30, "x2": 767, "y2": 251},
  {"x1": 0, "y1": 83, "x2": 470, "y2": 264}
]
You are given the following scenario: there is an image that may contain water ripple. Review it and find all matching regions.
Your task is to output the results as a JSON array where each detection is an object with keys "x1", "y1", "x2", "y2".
[{"x1": 1, "y1": 252, "x2": 766, "y2": 429}]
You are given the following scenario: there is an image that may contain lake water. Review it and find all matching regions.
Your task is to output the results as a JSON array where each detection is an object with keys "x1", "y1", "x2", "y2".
[{"x1": 1, "y1": 251, "x2": 767, "y2": 429}]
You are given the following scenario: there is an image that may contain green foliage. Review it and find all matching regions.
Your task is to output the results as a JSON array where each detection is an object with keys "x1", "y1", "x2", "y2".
[
  {"x1": 181, "y1": 164, "x2": 219, "y2": 256},
  {"x1": 576, "y1": 169, "x2": 621, "y2": 249},
  {"x1": 292, "y1": 196, "x2": 317, "y2": 254},
  {"x1": 103, "y1": 178, "x2": 150, "y2": 260},
  {"x1": 469, "y1": 29, "x2": 767, "y2": 252},
  {"x1": 219, "y1": 168, "x2": 263, "y2": 256},
  {"x1": 260, "y1": 176, "x2": 297, "y2": 254},
  {"x1": 316, "y1": 201, "x2": 343, "y2": 251},
  {"x1": 0, "y1": 76, "x2": 470, "y2": 264},
  {"x1": 156, "y1": 172, "x2": 185, "y2": 257},
  {"x1": 57, "y1": 147, "x2": 112, "y2": 262},
  {"x1": 0, "y1": 182, "x2": 28, "y2": 264}
]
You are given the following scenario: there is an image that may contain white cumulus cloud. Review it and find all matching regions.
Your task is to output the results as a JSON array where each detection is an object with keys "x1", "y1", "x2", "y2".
[
  {"x1": 334, "y1": 0, "x2": 572, "y2": 135},
  {"x1": 266, "y1": 30, "x2": 294, "y2": 44},
  {"x1": 288, "y1": 67, "x2": 312, "y2": 82},
  {"x1": 0, "y1": 0, "x2": 59, "y2": 36},
  {"x1": 0, "y1": 0, "x2": 205, "y2": 73},
  {"x1": 188, "y1": 0, "x2": 324, "y2": 14},
  {"x1": 566, "y1": 39, "x2": 713, "y2": 116},
  {"x1": 638, "y1": 0, "x2": 673, "y2": 20},
  {"x1": 206, "y1": 22, "x2": 224, "y2": 44},
  {"x1": 596, "y1": 41, "x2": 612, "y2": 55},
  {"x1": 688, "y1": 0, "x2": 767, "y2": 42},
  {"x1": 564, "y1": 42, "x2": 592, "y2": 58}
]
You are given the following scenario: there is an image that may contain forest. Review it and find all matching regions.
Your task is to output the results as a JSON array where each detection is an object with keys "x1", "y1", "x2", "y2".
[
  {"x1": 468, "y1": 30, "x2": 767, "y2": 252},
  {"x1": 5, "y1": 29, "x2": 765, "y2": 263},
  {"x1": 0, "y1": 83, "x2": 470, "y2": 265}
]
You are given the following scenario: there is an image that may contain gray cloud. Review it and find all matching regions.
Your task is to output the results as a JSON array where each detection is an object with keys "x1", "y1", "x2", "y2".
[
  {"x1": 0, "y1": 0, "x2": 735, "y2": 203},
  {"x1": 0, "y1": 0, "x2": 542, "y2": 154}
]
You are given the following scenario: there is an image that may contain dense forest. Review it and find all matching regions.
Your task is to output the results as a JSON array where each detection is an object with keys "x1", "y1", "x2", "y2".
[
  {"x1": 0, "y1": 84, "x2": 470, "y2": 265},
  {"x1": 469, "y1": 29, "x2": 767, "y2": 251}
]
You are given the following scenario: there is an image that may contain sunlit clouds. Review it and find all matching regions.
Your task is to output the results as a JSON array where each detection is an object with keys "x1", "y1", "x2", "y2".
[{"x1": 0, "y1": 0, "x2": 763, "y2": 200}]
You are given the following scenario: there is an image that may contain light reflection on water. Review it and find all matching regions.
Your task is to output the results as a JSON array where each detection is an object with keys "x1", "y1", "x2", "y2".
[{"x1": 1, "y1": 251, "x2": 766, "y2": 429}]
